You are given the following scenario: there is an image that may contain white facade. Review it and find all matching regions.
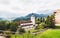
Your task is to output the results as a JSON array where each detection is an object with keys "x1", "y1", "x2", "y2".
[
  {"x1": 20, "y1": 23, "x2": 33, "y2": 26},
  {"x1": 22, "y1": 25, "x2": 34, "y2": 30},
  {"x1": 19, "y1": 14, "x2": 36, "y2": 30},
  {"x1": 31, "y1": 15, "x2": 35, "y2": 25},
  {"x1": 0, "y1": 36, "x2": 5, "y2": 38},
  {"x1": 55, "y1": 9, "x2": 60, "y2": 24}
]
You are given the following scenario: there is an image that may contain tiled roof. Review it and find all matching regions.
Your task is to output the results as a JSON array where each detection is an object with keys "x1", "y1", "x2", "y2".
[
  {"x1": 21, "y1": 24, "x2": 33, "y2": 27},
  {"x1": 18, "y1": 24, "x2": 33, "y2": 27},
  {"x1": 18, "y1": 21, "x2": 32, "y2": 25}
]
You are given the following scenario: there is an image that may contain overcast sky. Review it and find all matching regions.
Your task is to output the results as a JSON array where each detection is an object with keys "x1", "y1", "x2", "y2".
[{"x1": 0, "y1": 0, "x2": 60, "y2": 19}]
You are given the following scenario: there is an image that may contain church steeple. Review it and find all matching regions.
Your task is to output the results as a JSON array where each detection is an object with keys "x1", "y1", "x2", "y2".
[
  {"x1": 31, "y1": 13, "x2": 35, "y2": 25},
  {"x1": 31, "y1": 13, "x2": 34, "y2": 17},
  {"x1": 32, "y1": 13, "x2": 34, "y2": 15}
]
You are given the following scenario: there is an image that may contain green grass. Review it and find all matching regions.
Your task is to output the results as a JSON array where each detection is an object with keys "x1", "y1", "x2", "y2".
[
  {"x1": 37, "y1": 29, "x2": 60, "y2": 38},
  {"x1": 55, "y1": 26, "x2": 60, "y2": 29},
  {"x1": 11, "y1": 33, "x2": 36, "y2": 38},
  {"x1": 11, "y1": 29, "x2": 60, "y2": 38}
]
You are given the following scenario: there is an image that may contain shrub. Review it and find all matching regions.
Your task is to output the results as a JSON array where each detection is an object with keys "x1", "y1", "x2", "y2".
[{"x1": 19, "y1": 28, "x2": 25, "y2": 34}]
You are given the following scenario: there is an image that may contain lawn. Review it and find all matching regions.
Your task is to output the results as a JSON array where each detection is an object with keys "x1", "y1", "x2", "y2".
[
  {"x1": 11, "y1": 33, "x2": 36, "y2": 38},
  {"x1": 11, "y1": 29, "x2": 60, "y2": 38},
  {"x1": 37, "y1": 29, "x2": 60, "y2": 38}
]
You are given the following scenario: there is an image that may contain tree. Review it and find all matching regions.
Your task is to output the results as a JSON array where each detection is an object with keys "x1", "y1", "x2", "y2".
[
  {"x1": 35, "y1": 18, "x2": 41, "y2": 30},
  {"x1": 39, "y1": 22, "x2": 47, "y2": 29},
  {"x1": 35, "y1": 17, "x2": 46, "y2": 30},
  {"x1": 0, "y1": 20, "x2": 9, "y2": 30},
  {"x1": 49, "y1": 15, "x2": 55, "y2": 28},
  {"x1": 0, "y1": 20, "x2": 18, "y2": 32},
  {"x1": 45, "y1": 16, "x2": 51, "y2": 27},
  {"x1": 9, "y1": 22, "x2": 18, "y2": 32},
  {"x1": 19, "y1": 28, "x2": 25, "y2": 34},
  {"x1": 45, "y1": 15, "x2": 55, "y2": 28},
  {"x1": 42, "y1": 17, "x2": 45, "y2": 23},
  {"x1": 36, "y1": 18, "x2": 41, "y2": 26}
]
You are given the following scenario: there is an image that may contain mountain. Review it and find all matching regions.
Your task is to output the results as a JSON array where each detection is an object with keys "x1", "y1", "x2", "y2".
[
  {"x1": 0, "y1": 18, "x2": 3, "y2": 20},
  {"x1": 26, "y1": 13, "x2": 40, "y2": 18},
  {"x1": 13, "y1": 13, "x2": 49, "y2": 22}
]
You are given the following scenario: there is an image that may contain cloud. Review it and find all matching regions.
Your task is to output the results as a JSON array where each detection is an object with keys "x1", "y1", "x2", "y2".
[{"x1": 0, "y1": 0, "x2": 60, "y2": 19}]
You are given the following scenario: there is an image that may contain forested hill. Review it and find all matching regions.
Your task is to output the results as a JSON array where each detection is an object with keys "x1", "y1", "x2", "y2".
[{"x1": 13, "y1": 13, "x2": 50, "y2": 22}]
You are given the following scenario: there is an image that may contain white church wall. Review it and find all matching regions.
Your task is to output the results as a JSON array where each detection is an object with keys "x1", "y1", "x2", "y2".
[{"x1": 31, "y1": 15, "x2": 35, "y2": 25}]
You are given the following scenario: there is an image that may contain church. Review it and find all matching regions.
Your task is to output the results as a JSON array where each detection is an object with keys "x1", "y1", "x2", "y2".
[{"x1": 18, "y1": 14, "x2": 36, "y2": 30}]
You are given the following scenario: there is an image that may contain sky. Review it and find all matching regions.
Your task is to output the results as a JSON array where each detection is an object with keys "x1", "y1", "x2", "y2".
[{"x1": 0, "y1": 0, "x2": 60, "y2": 20}]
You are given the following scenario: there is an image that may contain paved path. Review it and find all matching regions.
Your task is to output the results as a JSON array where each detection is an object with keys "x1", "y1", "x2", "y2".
[
  {"x1": 0, "y1": 36, "x2": 5, "y2": 38},
  {"x1": 32, "y1": 29, "x2": 48, "y2": 35}
]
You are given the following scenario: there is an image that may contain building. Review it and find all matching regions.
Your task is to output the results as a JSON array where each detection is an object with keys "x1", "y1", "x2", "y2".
[
  {"x1": 18, "y1": 13, "x2": 35, "y2": 30},
  {"x1": 54, "y1": 9, "x2": 60, "y2": 26}
]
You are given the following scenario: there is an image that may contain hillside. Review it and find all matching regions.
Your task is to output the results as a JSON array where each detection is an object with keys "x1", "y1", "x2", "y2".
[{"x1": 13, "y1": 13, "x2": 49, "y2": 22}]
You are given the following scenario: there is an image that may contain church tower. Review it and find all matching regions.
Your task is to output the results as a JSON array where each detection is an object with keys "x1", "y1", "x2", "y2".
[{"x1": 31, "y1": 13, "x2": 35, "y2": 25}]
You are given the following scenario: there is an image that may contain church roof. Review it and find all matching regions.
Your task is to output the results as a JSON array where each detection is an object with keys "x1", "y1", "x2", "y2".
[
  {"x1": 21, "y1": 24, "x2": 33, "y2": 27},
  {"x1": 18, "y1": 21, "x2": 32, "y2": 25}
]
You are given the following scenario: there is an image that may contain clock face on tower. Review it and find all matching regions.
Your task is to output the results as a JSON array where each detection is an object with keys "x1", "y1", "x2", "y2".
[{"x1": 55, "y1": 9, "x2": 60, "y2": 24}]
